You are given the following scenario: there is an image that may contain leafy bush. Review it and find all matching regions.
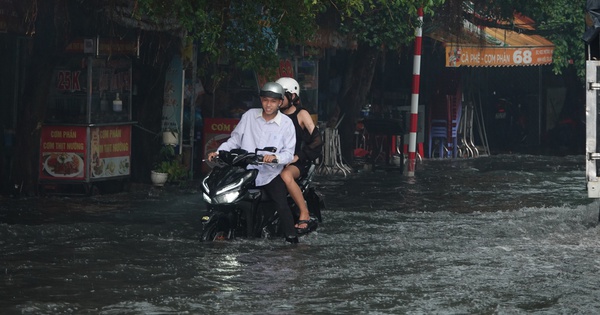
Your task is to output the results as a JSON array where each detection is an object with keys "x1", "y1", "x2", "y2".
[{"x1": 153, "y1": 146, "x2": 188, "y2": 182}]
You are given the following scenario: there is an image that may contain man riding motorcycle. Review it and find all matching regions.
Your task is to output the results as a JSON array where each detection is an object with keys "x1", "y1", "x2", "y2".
[{"x1": 207, "y1": 82, "x2": 299, "y2": 243}]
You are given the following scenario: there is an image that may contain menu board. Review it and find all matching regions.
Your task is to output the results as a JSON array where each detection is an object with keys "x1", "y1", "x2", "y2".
[
  {"x1": 39, "y1": 125, "x2": 131, "y2": 181},
  {"x1": 89, "y1": 125, "x2": 131, "y2": 179},
  {"x1": 40, "y1": 126, "x2": 87, "y2": 180}
]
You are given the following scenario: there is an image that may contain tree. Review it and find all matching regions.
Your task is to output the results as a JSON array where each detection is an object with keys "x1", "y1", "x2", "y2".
[
  {"x1": 133, "y1": 0, "x2": 323, "y2": 76},
  {"x1": 523, "y1": 0, "x2": 586, "y2": 78}
]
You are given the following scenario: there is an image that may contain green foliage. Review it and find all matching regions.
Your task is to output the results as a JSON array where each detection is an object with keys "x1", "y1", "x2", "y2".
[
  {"x1": 133, "y1": 0, "x2": 323, "y2": 76},
  {"x1": 336, "y1": 0, "x2": 445, "y2": 51},
  {"x1": 132, "y1": 0, "x2": 448, "y2": 75},
  {"x1": 132, "y1": 0, "x2": 585, "y2": 78},
  {"x1": 154, "y1": 145, "x2": 188, "y2": 182},
  {"x1": 526, "y1": 0, "x2": 585, "y2": 78}
]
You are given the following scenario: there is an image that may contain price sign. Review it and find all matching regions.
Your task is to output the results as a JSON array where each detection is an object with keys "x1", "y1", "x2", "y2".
[{"x1": 57, "y1": 70, "x2": 82, "y2": 91}]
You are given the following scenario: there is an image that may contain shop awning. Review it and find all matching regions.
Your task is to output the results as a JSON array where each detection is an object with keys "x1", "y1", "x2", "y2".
[{"x1": 427, "y1": 12, "x2": 554, "y2": 67}]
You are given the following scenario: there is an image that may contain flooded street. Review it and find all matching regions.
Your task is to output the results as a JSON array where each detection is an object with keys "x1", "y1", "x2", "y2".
[{"x1": 2, "y1": 154, "x2": 600, "y2": 314}]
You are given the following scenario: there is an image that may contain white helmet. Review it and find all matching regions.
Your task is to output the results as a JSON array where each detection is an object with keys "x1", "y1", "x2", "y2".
[{"x1": 276, "y1": 77, "x2": 300, "y2": 97}]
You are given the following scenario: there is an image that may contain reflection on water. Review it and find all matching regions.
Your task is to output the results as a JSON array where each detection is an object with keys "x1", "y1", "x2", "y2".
[{"x1": 1, "y1": 154, "x2": 599, "y2": 314}]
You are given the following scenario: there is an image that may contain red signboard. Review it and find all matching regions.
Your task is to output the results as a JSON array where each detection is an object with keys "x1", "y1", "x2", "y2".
[
  {"x1": 90, "y1": 125, "x2": 131, "y2": 179},
  {"x1": 40, "y1": 126, "x2": 87, "y2": 180},
  {"x1": 201, "y1": 118, "x2": 239, "y2": 173},
  {"x1": 202, "y1": 118, "x2": 240, "y2": 156},
  {"x1": 39, "y1": 125, "x2": 132, "y2": 181}
]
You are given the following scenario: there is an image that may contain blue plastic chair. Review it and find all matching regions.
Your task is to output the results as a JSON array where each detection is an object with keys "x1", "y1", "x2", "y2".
[{"x1": 428, "y1": 119, "x2": 449, "y2": 158}]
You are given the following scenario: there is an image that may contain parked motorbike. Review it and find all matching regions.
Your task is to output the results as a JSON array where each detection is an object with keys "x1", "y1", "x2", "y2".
[
  {"x1": 493, "y1": 97, "x2": 527, "y2": 150},
  {"x1": 199, "y1": 147, "x2": 323, "y2": 242}
]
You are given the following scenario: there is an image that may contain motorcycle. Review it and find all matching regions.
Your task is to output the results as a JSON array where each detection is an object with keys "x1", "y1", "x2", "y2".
[
  {"x1": 493, "y1": 96, "x2": 528, "y2": 150},
  {"x1": 199, "y1": 147, "x2": 323, "y2": 242}
]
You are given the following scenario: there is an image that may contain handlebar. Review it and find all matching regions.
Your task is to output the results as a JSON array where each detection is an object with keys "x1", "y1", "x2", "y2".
[
  {"x1": 204, "y1": 151, "x2": 278, "y2": 167},
  {"x1": 256, "y1": 155, "x2": 278, "y2": 164}
]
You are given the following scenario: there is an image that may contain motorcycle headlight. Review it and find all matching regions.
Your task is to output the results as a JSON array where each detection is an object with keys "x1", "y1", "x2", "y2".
[
  {"x1": 216, "y1": 172, "x2": 253, "y2": 195},
  {"x1": 203, "y1": 170, "x2": 254, "y2": 204},
  {"x1": 216, "y1": 191, "x2": 240, "y2": 204}
]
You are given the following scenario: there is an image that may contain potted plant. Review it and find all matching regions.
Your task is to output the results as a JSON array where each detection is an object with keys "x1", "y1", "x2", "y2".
[
  {"x1": 151, "y1": 145, "x2": 188, "y2": 186},
  {"x1": 150, "y1": 168, "x2": 169, "y2": 187}
]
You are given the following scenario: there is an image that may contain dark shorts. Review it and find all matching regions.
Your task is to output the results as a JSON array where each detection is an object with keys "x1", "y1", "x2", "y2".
[{"x1": 289, "y1": 159, "x2": 311, "y2": 177}]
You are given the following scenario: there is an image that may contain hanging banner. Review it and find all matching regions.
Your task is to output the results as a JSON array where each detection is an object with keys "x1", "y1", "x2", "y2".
[{"x1": 162, "y1": 55, "x2": 184, "y2": 137}]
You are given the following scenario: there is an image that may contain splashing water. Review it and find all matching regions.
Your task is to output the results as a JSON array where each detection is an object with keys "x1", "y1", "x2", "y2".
[{"x1": 1, "y1": 154, "x2": 598, "y2": 314}]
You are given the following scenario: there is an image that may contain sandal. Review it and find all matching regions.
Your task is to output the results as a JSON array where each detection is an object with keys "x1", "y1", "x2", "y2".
[
  {"x1": 295, "y1": 219, "x2": 310, "y2": 229},
  {"x1": 296, "y1": 219, "x2": 314, "y2": 235}
]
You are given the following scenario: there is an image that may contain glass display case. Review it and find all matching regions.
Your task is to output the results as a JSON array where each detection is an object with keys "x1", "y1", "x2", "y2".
[
  {"x1": 45, "y1": 57, "x2": 132, "y2": 124},
  {"x1": 39, "y1": 55, "x2": 134, "y2": 194}
]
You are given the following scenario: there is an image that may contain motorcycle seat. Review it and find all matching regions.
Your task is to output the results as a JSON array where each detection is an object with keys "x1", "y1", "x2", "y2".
[{"x1": 296, "y1": 164, "x2": 316, "y2": 189}]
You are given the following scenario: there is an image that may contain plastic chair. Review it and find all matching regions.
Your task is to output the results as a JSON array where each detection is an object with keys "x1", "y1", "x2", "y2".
[
  {"x1": 446, "y1": 119, "x2": 459, "y2": 158},
  {"x1": 428, "y1": 119, "x2": 449, "y2": 158},
  {"x1": 428, "y1": 95, "x2": 462, "y2": 159},
  {"x1": 445, "y1": 95, "x2": 462, "y2": 158}
]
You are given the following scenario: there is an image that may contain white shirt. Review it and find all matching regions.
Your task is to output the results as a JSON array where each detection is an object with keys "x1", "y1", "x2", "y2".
[{"x1": 216, "y1": 108, "x2": 296, "y2": 186}]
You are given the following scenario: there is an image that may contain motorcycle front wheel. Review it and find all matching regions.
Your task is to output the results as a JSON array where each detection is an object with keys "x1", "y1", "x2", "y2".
[{"x1": 200, "y1": 218, "x2": 231, "y2": 241}]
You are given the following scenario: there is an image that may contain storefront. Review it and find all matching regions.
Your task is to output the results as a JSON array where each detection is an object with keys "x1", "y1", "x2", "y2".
[
  {"x1": 39, "y1": 38, "x2": 138, "y2": 194},
  {"x1": 425, "y1": 10, "x2": 555, "y2": 155}
]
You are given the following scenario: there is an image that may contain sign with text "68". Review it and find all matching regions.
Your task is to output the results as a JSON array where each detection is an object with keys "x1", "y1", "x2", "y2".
[{"x1": 445, "y1": 45, "x2": 554, "y2": 67}]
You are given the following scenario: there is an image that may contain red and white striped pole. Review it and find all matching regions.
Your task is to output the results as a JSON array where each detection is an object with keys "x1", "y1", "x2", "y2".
[{"x1": 406, "y1": 7, "x2": 423, "y2": 177}]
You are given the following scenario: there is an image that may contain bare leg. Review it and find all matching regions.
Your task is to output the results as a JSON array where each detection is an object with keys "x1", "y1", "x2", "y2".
[{"x1": 281, "y1": 165, "x2": 310, "y2": 229}]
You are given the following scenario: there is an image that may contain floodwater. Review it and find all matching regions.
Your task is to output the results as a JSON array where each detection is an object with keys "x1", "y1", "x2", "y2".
[{"x1": 1, "y1": 154, "x2": 599, "y2": 314}]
